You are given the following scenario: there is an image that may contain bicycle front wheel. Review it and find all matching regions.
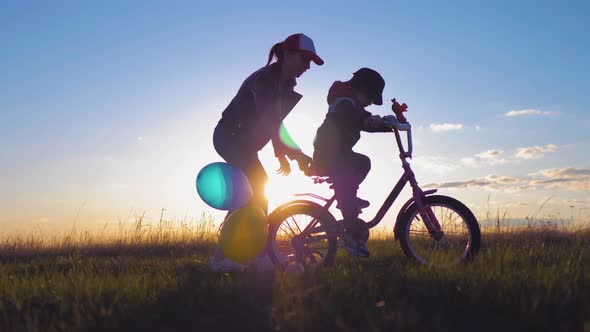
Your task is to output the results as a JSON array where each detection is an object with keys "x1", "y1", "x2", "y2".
[
  {"x1": 397, "y1": 195, "x2": 481, "y2": 267},
  {"x1": 267, "y1": 201, "x2": 338, "y2": 272}
]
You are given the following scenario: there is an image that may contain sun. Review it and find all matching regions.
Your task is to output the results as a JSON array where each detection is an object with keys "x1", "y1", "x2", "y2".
[
  {"x1": 264, "y1": 171, "x2": 315, "y2": 209},
  {"x1": 261, "y1": 111, "x2": 319, "y2": 204},
  {"x1": 258, "y1": 108, "x2": 343, "y2": 212}
]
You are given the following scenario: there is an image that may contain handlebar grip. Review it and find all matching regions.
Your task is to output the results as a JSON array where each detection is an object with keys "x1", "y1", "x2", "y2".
[
  {"x1": 382, "y1": 115, "x2": 413, "y2": 158},
  {"x1": 395, "y1": 122, "x2": 411, "y2": 132},
  {"x1": 382, "y1": 115, "x2": 411, "y2": 131}
]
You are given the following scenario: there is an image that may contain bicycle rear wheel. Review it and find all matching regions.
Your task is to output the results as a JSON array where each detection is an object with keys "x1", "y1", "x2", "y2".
[
  {"x1": 267, "y1": 201, "x2": 338, "y2": 272},
  {"x1": 396, "y1": 195, "x2": 481, "y2": 267}
]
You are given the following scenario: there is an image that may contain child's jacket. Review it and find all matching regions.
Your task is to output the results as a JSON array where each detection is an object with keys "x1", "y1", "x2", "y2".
[{"x1": 313, "y1": 81, "x2": 389, "y2": 170}]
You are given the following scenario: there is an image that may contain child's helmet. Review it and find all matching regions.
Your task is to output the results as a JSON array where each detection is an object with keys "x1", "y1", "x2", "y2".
[{"x1": 350, "y1": 68, "x2": 385, "y2": 105}]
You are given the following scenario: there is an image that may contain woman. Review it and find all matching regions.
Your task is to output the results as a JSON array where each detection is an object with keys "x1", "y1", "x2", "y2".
[{"x1": 211, "y1": 33, "x2": 324, "y2": 271}]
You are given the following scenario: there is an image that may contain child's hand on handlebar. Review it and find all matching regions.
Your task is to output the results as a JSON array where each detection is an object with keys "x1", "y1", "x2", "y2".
[
  {"x1": 365, "y1": 115, "x2": 385, "y2": 129},
  {"x1": 391, "y1": 98, "x2": 408, "y2": 123}
]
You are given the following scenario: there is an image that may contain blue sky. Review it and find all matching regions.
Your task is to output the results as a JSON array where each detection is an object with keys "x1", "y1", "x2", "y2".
[{"x1": 1, "y1": 1, "x2": 589, "y2": 232}]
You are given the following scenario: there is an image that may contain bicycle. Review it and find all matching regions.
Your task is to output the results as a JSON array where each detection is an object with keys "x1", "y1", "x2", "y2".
[{"x1": 266, "y1": 109, "x2": 481, "y2": 271}]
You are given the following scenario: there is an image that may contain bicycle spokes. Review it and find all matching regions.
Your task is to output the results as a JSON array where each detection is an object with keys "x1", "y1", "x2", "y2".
[
  {"x1": 407, "y1": 204, "x2": 472, "y2": 266},
  {"x1": 272, "y1": 213, "x2": 333, "y2": 269},
  {"x1": 420, "y1": 207, "x2": 444, "y2": 240}
]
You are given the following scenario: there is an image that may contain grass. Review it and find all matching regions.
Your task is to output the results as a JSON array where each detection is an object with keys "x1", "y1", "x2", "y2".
[{"x1": 0, "y1": 218, "x2": 589, "y2": 331}]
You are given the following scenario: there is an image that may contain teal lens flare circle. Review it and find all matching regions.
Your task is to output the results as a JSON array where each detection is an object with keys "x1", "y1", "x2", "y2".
[{"x1": 196, "y1": 162, "x2": 253, "y2": 210}]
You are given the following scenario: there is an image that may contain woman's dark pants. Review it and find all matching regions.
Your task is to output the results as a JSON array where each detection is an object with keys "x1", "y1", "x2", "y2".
[{"x1": 213, "y1": 124, "x2": 269, "y2": 217}]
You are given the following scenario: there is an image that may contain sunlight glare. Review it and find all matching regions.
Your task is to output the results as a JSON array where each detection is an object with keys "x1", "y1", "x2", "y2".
[{"x1": 265, "y1": 172, "x2": 317, "y2": 209}]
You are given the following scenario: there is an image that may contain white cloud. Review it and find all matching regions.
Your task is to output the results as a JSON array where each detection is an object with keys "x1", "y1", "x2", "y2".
[
  {"x1": 529, "y1": 167, "x2": 590, "y2": 178},
  {"x1": 452, "y1": 144, "x2": 559, "y2": 169},
  {"x1": 458, "y1": 144, "x2": 557, "y2": 168},
  {"x1": 485, "y1": 174, "x2": 520, "y2": 184},
  {"x1": 430, "y1": 123, "x2": 464, "y2": 132},
  {"x1": 412, "y1": 156, "x2": 460, "y2": 174},
  {"x1": 476, "y1": 149, "x2": 505, "y2": 160},
  {"x1": 505, "y1": 202, "x2": 528, "y2": 208},
  {"x1": 553, "y1": 198, "x2": 590, "y2": 206},
  {"x1": 460, "y1": 157, "x2": 478, "y2": 167},
  {"x1": 461, "y1": 149, "x2": 506, "y2": 167},
  {"x1": 528, "y1": 167, "x2": 590, "y2": 191},
  {"x1": 424, "y1": 167, "x2": 590, "y2": 193},
  {"x1": 408, "y1": 151, "x2": 530, "y2": 175},
  {"x1": 505, "y1": 109, "x2": 551, "y2": 117},
  {"x1": 475, "y1": 125, "x2": 481, "y2": 131},
  {"x1": 425, "y1": 174, "x2": 522, "y2": 191},
  {"x1": 514, "y1": 144, "x2": 557, "y2": 159}
]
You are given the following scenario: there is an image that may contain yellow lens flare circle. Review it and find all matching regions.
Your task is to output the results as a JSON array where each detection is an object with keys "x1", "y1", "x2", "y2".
[{"x1": 220, "y1": 206, "x2": 269, "y2": 264}]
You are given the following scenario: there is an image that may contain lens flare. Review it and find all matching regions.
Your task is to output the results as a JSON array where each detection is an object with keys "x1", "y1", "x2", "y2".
[
  {"x1": 220, "y1": 206, "x2": 268, "y2": 264},
  {"x1": 278, "y1": 123, "x2": 300, "y2": 151},
  {"x1": 196, "y1": 162, "x2": 252, "y2": 210}
]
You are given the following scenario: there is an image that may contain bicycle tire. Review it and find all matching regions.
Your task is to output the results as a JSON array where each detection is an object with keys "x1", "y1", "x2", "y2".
[
  {"x1": 267, "y1": 201, "x2": 338, "y2": 271},
  {"x1": 396, "y1": 195, "x2": 481, "y2": 266}
]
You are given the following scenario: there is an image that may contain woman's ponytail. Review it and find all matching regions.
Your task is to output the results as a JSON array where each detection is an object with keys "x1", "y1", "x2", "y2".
[{"x1": 266, "y1": 42, "x2": 284, "y2": 66}]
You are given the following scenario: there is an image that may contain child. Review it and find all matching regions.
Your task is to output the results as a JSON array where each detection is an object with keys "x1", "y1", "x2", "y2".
[{"x1": 312, "y1": 68, "x2": 405, "y2": 257}]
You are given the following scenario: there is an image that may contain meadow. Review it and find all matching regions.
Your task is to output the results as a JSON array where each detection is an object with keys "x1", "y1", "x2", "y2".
[{"x1": 0, "y1": 214, "x2": 588, "y2": 332}]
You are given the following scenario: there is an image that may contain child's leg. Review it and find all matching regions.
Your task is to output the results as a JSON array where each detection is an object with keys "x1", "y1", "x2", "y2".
[
  {"x1": 330, "y1": 164, "x2": 362, "y2": 232},
  {"x1": 349, "y1": 152, "x2": 371, "y2": 189},
  {"x1": 331, "y1": 152, "x2": 371, "y2": 212},
  {"x1": 331, "y1": 152, "x2": 372, "y2": 240}
]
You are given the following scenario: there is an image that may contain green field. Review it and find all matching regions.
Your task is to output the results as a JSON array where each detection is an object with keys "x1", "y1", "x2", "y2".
[{"x1": 0, "y1": 227, "x2": 588, "y2": 332}]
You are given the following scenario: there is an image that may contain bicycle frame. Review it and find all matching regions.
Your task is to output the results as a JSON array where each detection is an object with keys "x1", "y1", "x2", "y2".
[{"x1": 291, "y1": 122, "x2": 444, "y2": 242}]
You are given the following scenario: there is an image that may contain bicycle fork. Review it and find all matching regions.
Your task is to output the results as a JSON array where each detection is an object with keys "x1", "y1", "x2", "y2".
[{"x1": 406, "y1": 164, "x2": 445, "y2": 241}]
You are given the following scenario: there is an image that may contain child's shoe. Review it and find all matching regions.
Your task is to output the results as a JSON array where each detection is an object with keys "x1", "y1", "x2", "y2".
[
  {"x1": 339, "y1": 231, "x2": 370, "y2": 257},
  {"x1": 209, "y1": 255, "x2": 247, "y2": 272},
  {"x1": 209, "y1": 246, "x2": 246, "y2": 272},
  {"x1": 336, "y1": 197, "x2": 370, "y2": 210}
]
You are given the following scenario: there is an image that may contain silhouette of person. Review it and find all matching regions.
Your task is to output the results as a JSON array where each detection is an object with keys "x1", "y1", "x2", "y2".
[{"x1": 211, "y1": 33, "x2": 324, "y2": 270}]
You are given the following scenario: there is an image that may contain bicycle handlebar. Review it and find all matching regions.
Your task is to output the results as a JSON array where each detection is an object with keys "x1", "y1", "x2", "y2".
[{"x1": 382, "y1": 115, "x2": 413, "y2": 158}]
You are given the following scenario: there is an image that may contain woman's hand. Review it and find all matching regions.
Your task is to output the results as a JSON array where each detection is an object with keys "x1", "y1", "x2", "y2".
[{"x1": 277, "y1": 155, "x2": 291, "y2": 176}]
